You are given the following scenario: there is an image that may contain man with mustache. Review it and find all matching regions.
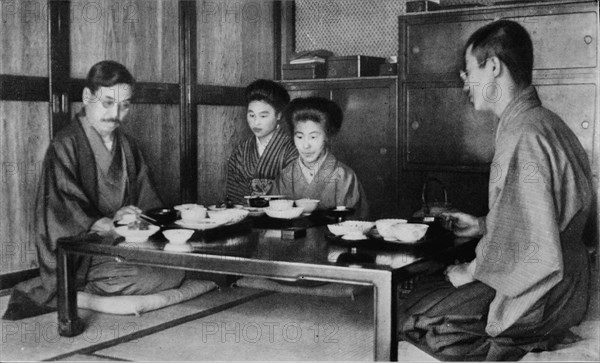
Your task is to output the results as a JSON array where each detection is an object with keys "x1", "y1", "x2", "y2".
[{"x1": 3, "y1": 60, "x2": 184, "y2": 320}]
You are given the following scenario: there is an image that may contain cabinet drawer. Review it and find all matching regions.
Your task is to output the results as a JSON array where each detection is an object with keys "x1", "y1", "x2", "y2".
[{"x1": 404, "y1": 7, "x2": 598, "y2": 75}]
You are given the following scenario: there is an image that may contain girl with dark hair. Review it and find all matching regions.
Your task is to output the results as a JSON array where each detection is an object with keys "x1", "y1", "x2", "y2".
[
  {"x1": 225, "y1": 79, "x2": 298, "y2": 204},
  {"x1": 271, "y1": 97, "x2": 369, "y2": 219}
]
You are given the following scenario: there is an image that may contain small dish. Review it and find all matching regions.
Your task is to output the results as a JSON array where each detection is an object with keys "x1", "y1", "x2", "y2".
[
  {"x1": 242, "y1": 206, "x2": 266, "y2": 217},
  {"x1": 269, "y1": 199, "x2": 294, "y2": 211},
  {"x1": 206, "y1": 209, "x2": 249, "y2": 225},
  {"x1": 175, "y1": 219, "x2": 223, "y2": 230},
  {"x1": 207, "y1": 205, "x2": 227, "y2": 211},
  {"x1": 341, "y1": 232, "x2": 368, "y2": 240},
  {"x1": 162, "y1": 229, "x2": 194, "y2": 244},
  {"x1": 114, "y1": 225, "x2": 160, "y2": 243},
  {"x1": 295, "y1": 199, "x2": 320, "y2": 215},
  {"x1": 391, "y1": 223, "x2": 429, "y2": 243},
  {"x1": 375, "y1": 219, "x2": 408, "y2": 240},
  {"x1": 264, "y1": 207, "x2": 304, "y2": 219},
  {"x1": 174, "y1": 203, "x2": 203, "y2": 211},
  {"x1": 327, "y1": 220, "x2": 374, "y2": 236}
]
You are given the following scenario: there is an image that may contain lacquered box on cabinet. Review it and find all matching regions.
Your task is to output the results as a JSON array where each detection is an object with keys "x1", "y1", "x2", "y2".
[
  {"x1": 281, "y1": 63, "x2": 326, "y2": 80},
  {"x1": 326, "y1": 56, "x2": 385, "y2": 78}
]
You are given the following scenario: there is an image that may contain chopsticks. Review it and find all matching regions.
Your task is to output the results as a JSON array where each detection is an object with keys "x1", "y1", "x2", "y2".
[{"x1": 136, "y1": 212, "x2": 158, "y2": 224}]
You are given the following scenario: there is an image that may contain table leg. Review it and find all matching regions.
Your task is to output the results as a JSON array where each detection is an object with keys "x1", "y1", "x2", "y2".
[
  {"x1": 57, "y1": 245, "x2": 84, "y2": 337},
  {"x1": 374, "y1": 273, "x2": 397, "y2": 361}
]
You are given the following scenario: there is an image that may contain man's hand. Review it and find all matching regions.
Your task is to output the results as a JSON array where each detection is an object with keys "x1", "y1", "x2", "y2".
[
  {"x1": 442, "y1": 211, "x2": 484, "y2": 237},
  {"x1": 444, "y1": 262, "x2": 475, "y2": 287},
  {"x1": 90, "y1": 217, "x2": 115, "y2": 236},
  {"x1": 113, "y1": 205, "x2": 142, "y2": 223}
]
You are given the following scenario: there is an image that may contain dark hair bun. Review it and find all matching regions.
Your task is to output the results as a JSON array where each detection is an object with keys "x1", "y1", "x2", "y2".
[
  {"x1": 245, "y1": 79, "x2": 290, "y2": 113},
  {"x1": 283, "y1": 97, "x2": 343, "y2": 137}
]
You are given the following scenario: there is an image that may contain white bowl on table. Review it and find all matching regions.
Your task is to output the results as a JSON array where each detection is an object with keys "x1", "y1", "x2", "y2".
[
  {"x1": 391, "y1": 223, "x2": 429, "y2": 243},
  {"x1": 268, "y1": 199, "x2": 294, "y2": 211},
  {"x1": 114, "y1": 225, "x2": 160, "y2": 243},
  {"x1": 162, "y1": 229, "x2": 194, "y2": 245},
  {"x1": 295, "y1": 199, "x2": 320, "y2": 215},
  {"x1": 175, "y1": 204, "x2": 207, "y2": 222},
  {"x1": 264, "y1": 207, "x2": 304, "y2": 219},
  {"x1": 375, "y1": 219, "x2": 408, "y2": 240},
  {"x1": 327, "y1": 220, "x2": 375, "y2": 236},
  {"x1": 207, "y1": 208, "x2": 249, "y2": 225}
]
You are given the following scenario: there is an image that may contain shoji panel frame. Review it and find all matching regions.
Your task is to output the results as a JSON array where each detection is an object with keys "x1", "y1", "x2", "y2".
[{"x1": 0, "y1": 0, "x2": 289, "y2": 288}]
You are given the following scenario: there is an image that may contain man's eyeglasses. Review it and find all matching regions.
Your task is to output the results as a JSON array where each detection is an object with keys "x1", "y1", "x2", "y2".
[
  {"x1": 459, "y1": 58, "x2": 490, "y2": 82},
  {"x1": 100, "y1": 98, "x2": 132, "y2": 112}
]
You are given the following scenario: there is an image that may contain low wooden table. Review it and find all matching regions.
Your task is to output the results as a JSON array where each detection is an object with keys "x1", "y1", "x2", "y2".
[{"x1": 56, "y1": 218, "x2": 478, "y2": 361}]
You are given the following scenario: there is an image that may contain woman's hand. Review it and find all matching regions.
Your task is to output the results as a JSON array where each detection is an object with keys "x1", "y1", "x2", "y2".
[
  {"x1": 113, "y1": 205, "x2": 142, "y2": 223},
  {"x1": 442, "y1": 211, "x2": 484, "y2": 237},
  {"x1": 444, "y1": 262, "x2": 475, "y2": 287}
]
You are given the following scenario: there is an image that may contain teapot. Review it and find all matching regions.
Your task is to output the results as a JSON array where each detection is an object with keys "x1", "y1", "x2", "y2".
[{"x1": 412, "y1": 177, "x2": 455, "y2": 218}]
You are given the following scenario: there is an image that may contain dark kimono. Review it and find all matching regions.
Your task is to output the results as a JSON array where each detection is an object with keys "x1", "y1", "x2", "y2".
[
  {"x1": 226, "y1": 126, "x2": 298, "y2": 204},
  {"x1": 398, "y1": 87, "x2": 594, "y2": 360},
  {"x1": 3, "y1": 113, "x2": 183, "y2": 320},
  {"x1": 271, "y1": 152, "x2": 369, "y2": 219}
]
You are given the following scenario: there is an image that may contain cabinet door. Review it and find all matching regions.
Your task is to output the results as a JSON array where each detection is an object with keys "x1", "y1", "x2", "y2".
[
  {"x1": 405, "y1": 86, "x2": 496, "y2": 169},
  {"x1": 536, "y1": 83, "x2": 597, "y2": 164},
  {"x1": 331, "y1": 84, "x2": 397, "y2": 219}
]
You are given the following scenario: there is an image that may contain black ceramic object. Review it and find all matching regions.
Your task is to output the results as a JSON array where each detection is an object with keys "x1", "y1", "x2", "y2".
[{"x1": 145, "y1": 208, "x2": 178, "y2": 226}]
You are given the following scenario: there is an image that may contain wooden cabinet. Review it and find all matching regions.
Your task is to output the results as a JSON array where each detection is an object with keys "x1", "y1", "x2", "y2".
[
  {"x1": 281, "y1": 78, "x2": 398, "y2": 219},
  {"x1": 400, "y1": 1, "x2": 598, "y2": 171},
  {"x1": 399, "y1": 1, "x2": 599, "y2": 239}
]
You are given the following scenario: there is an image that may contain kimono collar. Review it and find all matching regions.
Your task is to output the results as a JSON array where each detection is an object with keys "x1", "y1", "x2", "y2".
[
  {"x1": 73, "y1": 111, "x2": 139, "y2": 207},
  {"x1": 495, "y1": 86, "x2": 541, "y2": 143},
  {"x1": 254, "y1": 125, "x2": 281, "y2": 157},
  {"x1": 298, "y1": 150, "x2": 329, "y2": 182}
]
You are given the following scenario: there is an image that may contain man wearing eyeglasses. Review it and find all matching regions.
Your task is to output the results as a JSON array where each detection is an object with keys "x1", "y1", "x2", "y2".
[
  {"x1": 398, "y1": 20, "x2": 594, "y2": 360},
  {"x1": 3, "y1": 60, "x2": 185, "y2": 320}
]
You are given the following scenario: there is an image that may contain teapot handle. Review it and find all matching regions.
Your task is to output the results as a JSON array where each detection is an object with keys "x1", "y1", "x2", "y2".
[{"x1": 421, "y1": 177, "x2": 448, "y2": 210}]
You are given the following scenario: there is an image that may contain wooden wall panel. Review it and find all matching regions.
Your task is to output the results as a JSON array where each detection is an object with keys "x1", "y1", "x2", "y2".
[
  {"x1": 196, "y1": 0, "x2": 276, "y2": 205},
  {"x1": 0, "y1": 101, "x2": 50, "y2": 273},
  {"x1": 0, "y1": 3, "x2": 48, "y2": 76},
  {"x1": 70, "y1": 0, "x2": 179, "y2": 82},
  {"x1": 197, "y1": 105, "x2": 249, "y2": 205},
  {"x1": 197, "y1": 0, "x2": 275, "y2": 85},
  {"x1": 122, "y1": 104, "x2": 181, "y2": 207}
]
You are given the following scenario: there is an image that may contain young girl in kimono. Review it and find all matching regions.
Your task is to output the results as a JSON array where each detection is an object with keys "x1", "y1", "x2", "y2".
[
  {"x1": 225, "y1": 80, "x2": 298, "y2": 204},
  {"x1": 271, "y1": 97, "x2": 369, "y2": 219}
]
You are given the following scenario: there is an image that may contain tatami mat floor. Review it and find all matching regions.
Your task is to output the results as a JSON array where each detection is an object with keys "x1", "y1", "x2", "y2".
[
  {"x1": 2, "y1": 267, "x2": 599, "y2": 362},
  {"x1": 93, "y1": 291, "x2": 374, "y2": 361},
  {"x1": 0, "y1": 286, "x2": 270, "y2": 361}
]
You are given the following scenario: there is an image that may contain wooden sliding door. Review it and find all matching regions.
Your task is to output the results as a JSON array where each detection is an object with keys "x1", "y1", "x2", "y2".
[
  {"x1": 1, "y1": 5, "x2": 50, "y2": 275},
  {"x1": 1, "y1": 0, "x2": 284, "y2": 283}
]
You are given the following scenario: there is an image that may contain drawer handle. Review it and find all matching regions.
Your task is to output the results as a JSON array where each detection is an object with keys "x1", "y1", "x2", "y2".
[
  {"x1": 584, "y1": 35, "x2": 593, "y2": 45},
  {"x1": 411, "y1": 121, "x2": 420, "y2": 130},
  {"x1": 581, "y1": 120, "x2": 590, "y2": 129}
]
